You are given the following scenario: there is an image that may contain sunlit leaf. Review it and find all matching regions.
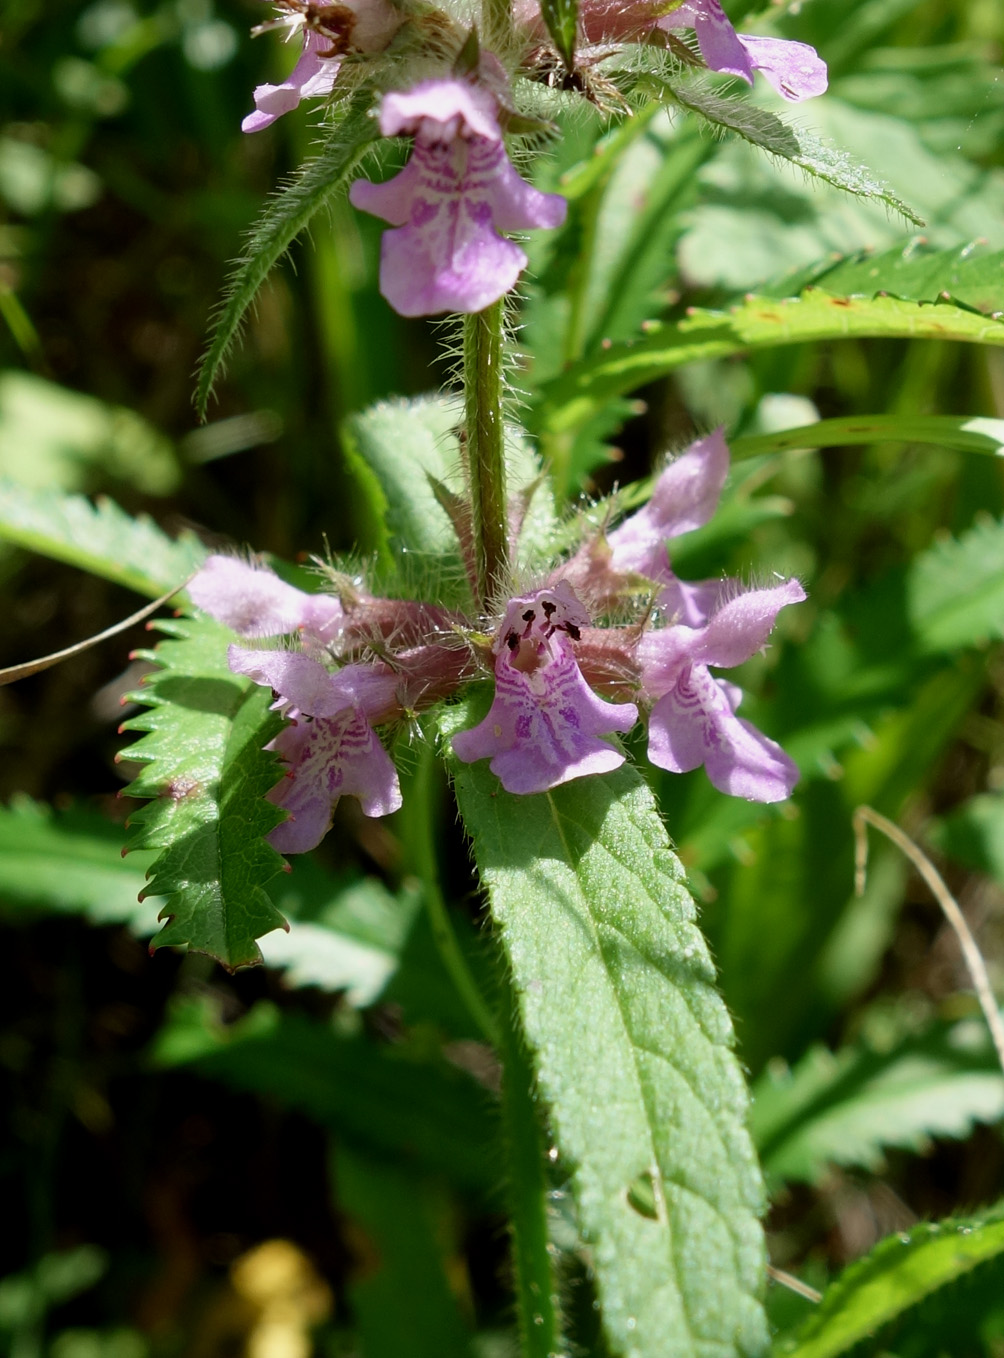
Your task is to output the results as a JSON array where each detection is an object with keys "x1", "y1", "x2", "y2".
[
  {"x1": 776, "y1": 1206, "x2": 1004, "y2": 1358},
  {"x1": 752, "y1": 1022, "x2": 1004, "y2": 1186},
  {"x1": 662, "y1": 79, "x2": 922, "y2": 224},
  {"x1": 121, "y1": 613, "x2": 288, "y2": 969},
  {"x1": 444, "y1": 698, "x2": 769, "y2": 1358},
  {"x1": 0, "y1": 481, "x2": 204, "y2": 597},
  {"x1": 535, "y1": 288, "x2": 1004, "y2": 440}
]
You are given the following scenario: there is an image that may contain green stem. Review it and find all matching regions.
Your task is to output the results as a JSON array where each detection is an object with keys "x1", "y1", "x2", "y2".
[
  {"x1": 500, "y1": 990, "x2": 562, "y2": 1358},
  {"x1": 407, "y1": 740, "x2": 500, "y2": 1047},
  {"x1": 463, "y1": 300, "x2": 509, "y2": 608}
]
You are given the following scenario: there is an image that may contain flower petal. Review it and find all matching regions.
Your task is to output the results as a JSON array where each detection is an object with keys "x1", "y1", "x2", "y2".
[
  {"x1": 453, "y1": 640, "x2": 637, "y2": 795},
  {"x1": 607, "y1": 428, "x2": 730, "y2": 580},
  {"x1": 647, "y1": 666, "x2": 798, "y2": 802},
  {"x1": 267, "y1": 708, "x2": 403, "y2": 852},
  {"x1": 667, "y1": 0, "x2": 755, "y2": 83},
  {"x1": 190, "y1": 555, "x2": 342, "y2": 639},
  {"x1": 241, "y1": 32, "x2": 340, "y2": 133},
  {"x1": 738, "y1": 34, "x2": 828, "y2": 102}
]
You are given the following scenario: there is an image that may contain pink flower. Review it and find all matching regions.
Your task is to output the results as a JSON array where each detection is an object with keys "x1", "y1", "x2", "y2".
[
  {"x1": 452, "y1": 582, "x2": 638, "y2": 794},
  {"x1": 228, "y1": 647, "x2": 402, "y2": 852},
  {"x1": 241, "y1": 0, "x2": 403, "y2": 133},
  {"x1": 188, "y1": 555, "x2": 344, "y2": 649},
  {"x1": 638, "y1": 579, "x2": 806, "y2": 801},
  {"x1": 242, "y1": 29, "x2": 341, "y2": 133},
  {"x1": 559, "y1": 428, "x2": 730, "y2": 627},
  {"x1": 663, "y1": 1, "x2": 827, "y2": 102},
  {"x1": 349, "y1": 79, "x2": 567, "y2": 316}
]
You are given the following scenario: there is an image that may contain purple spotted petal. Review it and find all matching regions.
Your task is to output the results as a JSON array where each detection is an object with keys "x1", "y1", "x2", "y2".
[
  {"x1": 242, "y1": 31, "x2": 340, "y2": 134},
  {"x1": 453, "y1": 638, "x2": 637, "y2": 794},
  {"x1": 189, "y1": 555, "x2": 343, "y2": 640},
  {"x1": 647, "y1": 665, "x2": 798, "y2": 802},
  {"x1": 350, "y1": 79, "x2": 566, "y2": 316},
  {"x1": 267, "y1": 708, "x2": 403, "y2": 852},
  {"x1": 607, "y1": 428, "x2": 730, "y2": 581}
]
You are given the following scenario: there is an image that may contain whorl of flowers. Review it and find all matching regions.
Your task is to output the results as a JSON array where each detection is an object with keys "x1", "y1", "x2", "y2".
[
  {"x1": 240, "y1": 0, "x2": 826, "y2": 316},
  {"x1": 187, "y1": 431, "x2": 805, "y2": 853}
]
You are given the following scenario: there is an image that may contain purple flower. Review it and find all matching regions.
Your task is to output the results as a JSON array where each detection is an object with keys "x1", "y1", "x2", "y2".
[
  {"x1": 241, "y1": 0, "x2": 402, "y2": 133},
  {"x1": 349, "y1": 79, "x2": 567, "y2": 316},
  {"x1": 243, "y1": 29, "x2": 341, "y2": 133},
  {"x1": 452, "y1": 583, "x2": 638, "y2": 794},
  {"x1": 189, "y1": 555, "x2": 344, "y2": 649},
  {"x1": 637, "y1": 579, "x2": 806, "y2": 801},
  {"x1": 663, "y1": 0, "x2": 827, "y2": 102},
  {"x1": 560, "y1": 428, "x2": 730, "y2": 627},
  {"x1": 228, "y1": 646, "x2": 402, "y2": 852}
]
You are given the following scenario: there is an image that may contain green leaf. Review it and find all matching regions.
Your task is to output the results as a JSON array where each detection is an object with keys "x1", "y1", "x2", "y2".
[
  {"x1": 730, "y1": 413, "x2": 1004, "y2": 463},
  {"x1": 662, "y1": 79, "x2": 922, "y2": 224},
  {"x1": 535, "y1": 288, "x2": 1004, "y2": 440},
  {"x1": 763, "y1": 240, "x2": 1004, "y2": 311},
  {"x1": 0, "y1": 798, "x2": 160, "y2": 931},
  {"x1": 0, "y1": 371, "x2": 180, "y2": 495},
  {"x1": 153, "y1": 997, "x2": 501, "y2": 1199},
  {"x1": 195, "y1": 96, "x2": 377, "y2": 417},
  {"x1": 751, "y1": 1022, "x2": 1004, "y2": 1187},
  {"x1": 776, "y1": 1205, "x2": 1004, "y2": 1358},
  {"x1": 259, "y1": 876, "x2": 422, "y2": 1007},
  {"x1": 443, "y1": 700, "x2": 768, "y2": 1358},
  {"x1": 342, "y1": 396, "x2": 465, "y2": 564},
  {"x1": 906, "y1": 514, "x2": 1004, "y2": 653},
  {"x1": 540, "y1": 0, "x2": 578, "y2": 69},
  {"x1": 121, "y1": 613, "x2": 288, "y2": 969},
  {"x1": 0, "y1": 481, "x2": 205, "y2": 597}
]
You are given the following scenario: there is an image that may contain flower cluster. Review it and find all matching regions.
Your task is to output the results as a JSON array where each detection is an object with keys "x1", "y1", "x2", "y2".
[
  {"x1": 239, "y1": 0, "x2": 826, "y2": 317},
  {"x1": 187, "y1": 430, "x2": 804, "y2": 853}
]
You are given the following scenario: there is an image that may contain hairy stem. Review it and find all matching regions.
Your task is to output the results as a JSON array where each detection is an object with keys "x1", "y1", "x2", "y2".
[{"x1": 463, "y1": 299, "x2": 509, "y2": 608}]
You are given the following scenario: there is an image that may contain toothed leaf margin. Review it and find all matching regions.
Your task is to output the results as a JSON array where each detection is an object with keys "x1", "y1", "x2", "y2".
[{"x1": 120, "y1": 612, "x2": 289, "y2": 969}]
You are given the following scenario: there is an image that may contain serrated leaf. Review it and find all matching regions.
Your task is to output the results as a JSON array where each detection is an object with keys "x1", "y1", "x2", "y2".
[
  {"x1": 763, "y1": 240, "x2": 1004, "y2": 311},
  {"x1": 0, "y1": 481, "x2": 205, "y2": 596},
  {"x1": 195, "y1": 96, "x2": 377, "y2": 417},
  {"x1": 153, "y1": 997, "x2": 501, "y2": 1199},
  {"x1": 776, "y1": 1205, "x2": 1004, "y2": 1358},
  {"x1": 540, "y1": 0, "x2": 578, "y2": 69},
  {"x1": 535, "y1": 289, "x2": 1004, "y2": 439},
  {"x1": 751, "y1": 1022, "x2": 1004, "y2": 1187},
  {"x1": 443, "y1": 698, "x2": 768, "y2": 1358},
  {"x1": 121, "y1": 613, "x2": 288, "y2": 969},
  {"x1": 663, "y1": 79, "x2": 922, "y2": 224}
]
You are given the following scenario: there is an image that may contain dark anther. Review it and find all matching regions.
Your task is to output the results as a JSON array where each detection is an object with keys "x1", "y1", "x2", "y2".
[
  {"x1": 522, "y1": 609, "x2": 536, "y2": 623},
  {"x1": 541, "y1": 600, "x2": 556, "y2": 618},
  {"x1": 506, "y1": 631, "x2": 520, "y2": 652},
  {"x1": 565, "y1": 623, "x2": 581, "y2": 640}
]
